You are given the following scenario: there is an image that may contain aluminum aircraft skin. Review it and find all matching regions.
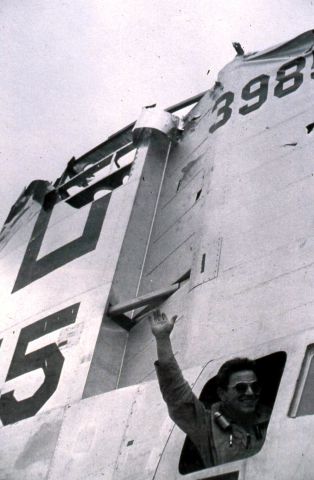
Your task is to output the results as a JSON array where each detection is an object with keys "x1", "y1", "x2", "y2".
[{"x1": 0, "y1": 30, "x2": 314, "y2": 480}]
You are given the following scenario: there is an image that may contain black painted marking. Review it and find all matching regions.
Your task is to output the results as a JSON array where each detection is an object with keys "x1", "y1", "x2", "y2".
[
  {"x1": 239, "y1": 74, "x2": 269, "y2": 115},
  {"x1": 200, "y1": 472, "x2": 239, "y2": 480},
  {"x1": 209, "y1": 54, "x2": 310, "y2": 134},
  {"x1": 209, "y1": 92, "x2": 234, "y2": 134},
  {"x1": 12, "y1": 193, "x2": 111, "y2": 292},
  {"x1": 274, "y1": 57, "x2": 305, "y2": 98},
  {"x1": 0, "y1": 303, "x2": 80, "y2": 425}
]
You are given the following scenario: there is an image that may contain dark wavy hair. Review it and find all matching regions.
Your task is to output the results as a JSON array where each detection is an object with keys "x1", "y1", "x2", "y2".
[{"x1": 216, "y1": 357, "x2": 258, "y2": 390}]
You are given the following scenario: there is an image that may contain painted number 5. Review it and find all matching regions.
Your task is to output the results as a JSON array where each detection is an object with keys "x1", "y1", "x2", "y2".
[{"x1": 0, "y1": 303, "x2": 79, "y2": 426}]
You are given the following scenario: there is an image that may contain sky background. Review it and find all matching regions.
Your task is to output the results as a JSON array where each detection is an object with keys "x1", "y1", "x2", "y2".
[{"x1": 0, "y1": 0, "x2": 313, "y2": 227}]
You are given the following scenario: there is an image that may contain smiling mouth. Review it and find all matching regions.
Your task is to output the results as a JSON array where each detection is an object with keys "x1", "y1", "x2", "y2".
[{"x1": 240, "y1": 399, "x2": 256, "y2": 406}]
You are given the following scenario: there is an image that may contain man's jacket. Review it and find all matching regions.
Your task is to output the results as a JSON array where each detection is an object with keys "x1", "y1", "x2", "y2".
[{"x1": 155, "y1": 355, "x2": 270, "y2": 468}]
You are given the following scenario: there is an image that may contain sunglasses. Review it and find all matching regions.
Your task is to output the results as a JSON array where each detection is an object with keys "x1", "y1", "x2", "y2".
[{"x1": 230, "y1": 381, "x2": 261, "y2": 395}]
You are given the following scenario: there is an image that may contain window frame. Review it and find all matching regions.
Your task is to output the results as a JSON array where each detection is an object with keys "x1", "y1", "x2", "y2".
[
  {"x1": 154, "y1": 332, "x2": 308, "y2": 480},
  {"x1": 288, "y1": 343, "x2": 314, "y2": 418},
  {"x1": 178, "y1": 350, "x2": 287, "y2": 475}
]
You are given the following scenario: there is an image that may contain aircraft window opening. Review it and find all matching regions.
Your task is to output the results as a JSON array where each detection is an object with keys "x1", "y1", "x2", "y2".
[
  {"x1": 178, "y1": 351, "x2": 286, "y2": 475},
  {"x1": 289, "y1": 344, "x2": 314, "y2": 417}
]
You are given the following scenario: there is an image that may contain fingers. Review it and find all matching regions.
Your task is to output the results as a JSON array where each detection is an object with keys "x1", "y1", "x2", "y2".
[
  {"x1": 152, "y1": 309, "x2": 166, "y2": 322},
  {"x1": 148, "y1": 309, "x2": 177, "y2": 324},
  {"x1": 147, "y1": 309, "x2": 161, "y2": 325},
  {"x1": 153, "y1": 309, "x2": 161, "y2": 321}
]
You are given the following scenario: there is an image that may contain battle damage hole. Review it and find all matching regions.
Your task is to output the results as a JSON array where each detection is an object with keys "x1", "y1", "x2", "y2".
[
  {"x1": 196, "y1": 189, "x2": 202, "y2": 201},
  {"x1": 201, "y1": 254, "x2": 206, "y2": 273},
  {"x1": 306, "y1": 122, "x2": 314, "y2": 134}
]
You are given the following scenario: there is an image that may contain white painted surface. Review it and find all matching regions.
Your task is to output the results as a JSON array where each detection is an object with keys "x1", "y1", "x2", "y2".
[{"x1": 1, "y1": 31, "x2": 314, "y2": 479}]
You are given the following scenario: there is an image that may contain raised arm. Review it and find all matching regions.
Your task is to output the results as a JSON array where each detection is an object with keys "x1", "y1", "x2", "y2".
[
  {"x1": 148, "y1": 309, "x2": 214, "y2": 467},
  {"x1": 149, "y1": 308, "x2": 197, "y2": 409},
  {"x1": 149, "y1": 309, "x2": 177, "y2": 365}
]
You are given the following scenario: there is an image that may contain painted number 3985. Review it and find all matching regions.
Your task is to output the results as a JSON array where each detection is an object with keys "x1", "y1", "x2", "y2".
[{"x1": 209, "y1": 53, "x2": 314, "y2": 134}]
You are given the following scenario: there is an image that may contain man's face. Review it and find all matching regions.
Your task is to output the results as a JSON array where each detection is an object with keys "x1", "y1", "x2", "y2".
[{"x1": 219, "y1": 370, "x2": 260, "y2": 415}]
